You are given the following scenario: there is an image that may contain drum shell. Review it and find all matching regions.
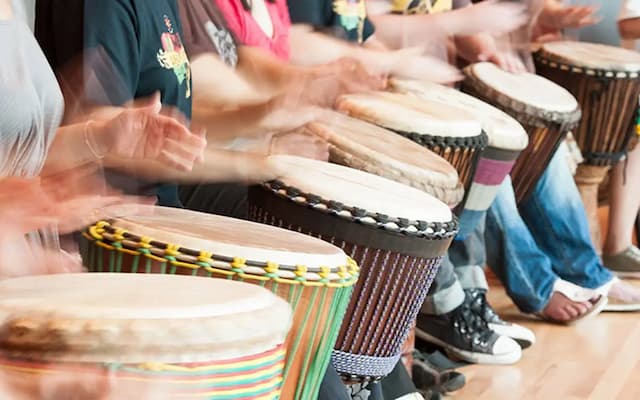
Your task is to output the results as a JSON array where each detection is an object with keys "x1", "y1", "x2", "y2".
[
  {"x1": 246, "y1": 186, "x2": 451, "y2": 382},
  {"x1": 79, "y1": 237, "x2": 349, "y2": 400},
  {"x1": 535, "y1": 56, "x2": 640, "y2": 166},
  {"x1": 0, "y1": 347, "x2": 285, "y2": 399},
  {"x1": 395, "y1": 131, "x2": 487, "y2": 214},
  {"x1": 462, "y1": 83, "x2": 572, "y2": 204}
]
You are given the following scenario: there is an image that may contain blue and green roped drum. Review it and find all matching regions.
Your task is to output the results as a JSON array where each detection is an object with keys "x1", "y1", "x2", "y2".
[
  {"x1": 80, "y1": 208, "x2": 359, "y2": 400},
  {"x1": 247, "y1": 156, "x2": 458, "y2": 384},
  {"x1": 0, "y1": 273, "x2": 291, "y2": 399}
]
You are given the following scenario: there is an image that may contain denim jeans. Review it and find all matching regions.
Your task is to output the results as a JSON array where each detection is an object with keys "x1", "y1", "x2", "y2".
[
  {"x1": 485, "y1": 144, "x2": 614, "y2": 313},
  {"x1": 422, "y1": 218, "x2": 489, "y2": 315}
]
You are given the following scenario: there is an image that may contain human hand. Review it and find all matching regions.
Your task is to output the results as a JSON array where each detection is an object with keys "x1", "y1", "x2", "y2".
[
  {"x1": 269, "y1": 130, "x2": 330, "y2": 161},
  {"x1": 94, "y1": 93, "x2": 207, "y2": 172},
  {"x1": 454, "y1": 0, "x2": 529, "y2": 36},
  {"x1": 481, "y1": 50, "x2": 528, "y2": 74},
  {"x1": 390, "y1": 47, "x2": 462, "y2": 83},
  {"x1": 538, "y1": 3, "x2": 599, "y2": 31}
]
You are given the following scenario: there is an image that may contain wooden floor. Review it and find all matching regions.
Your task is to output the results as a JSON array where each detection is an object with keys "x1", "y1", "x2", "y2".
[{"x1": 452, "y1": 207, "x2": 640, "y2": 400}]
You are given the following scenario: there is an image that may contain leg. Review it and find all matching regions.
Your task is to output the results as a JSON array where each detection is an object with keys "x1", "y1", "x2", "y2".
[
  {"x1": 485, "y1": 177, "x2": 556, "y2": 314},
  {"x1": 317, "y1": 365, "x2": 350, "y2": 400},
  {"x1": 603, "y1": 144, "x2": 640, "y2": 276},
  {"x1": 421, "y1": 255, "x2": 465, "y2": 316},
  {"x1": 485, "y1": 177, "x2": 597, "y2": 321},
  {"x1": 518, "y1": 145, "x2": 614, "y2": 289}
]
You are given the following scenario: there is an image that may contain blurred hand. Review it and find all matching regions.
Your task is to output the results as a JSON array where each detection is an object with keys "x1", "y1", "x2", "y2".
[
  {"x1": 454, "y1": 0, "x2": 529, "y2": 36},
  {"x1": 94, "y1": 93, "x2": 207, "y2": 172},
  {"x1": 390, "y1": 47, "x2": 463, "y2": 83},
  {"x1": 481, "y1": 50, "x2": 528, "y2": 73},
  {"x1": 269, "y1": 131, "x2": 330, "y2": 161},
  {"x1": 538, "y1": 3, "x2": 599, "y2": 31}
]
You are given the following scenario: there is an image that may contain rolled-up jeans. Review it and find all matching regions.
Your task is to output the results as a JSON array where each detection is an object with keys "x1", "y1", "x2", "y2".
[{"x1": 485, "y1": 144, "x2": 613, "y2": 313}]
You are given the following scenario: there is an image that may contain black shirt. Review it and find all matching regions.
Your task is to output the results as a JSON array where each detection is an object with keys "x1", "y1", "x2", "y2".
[{"x1": 287, "y1": 0, "x2": 375, "y2": 43}]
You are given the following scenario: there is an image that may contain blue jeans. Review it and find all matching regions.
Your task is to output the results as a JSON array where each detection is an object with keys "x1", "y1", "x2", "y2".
[{"x1": 485, "y1": 145, "x2": 614, "y2": 313}]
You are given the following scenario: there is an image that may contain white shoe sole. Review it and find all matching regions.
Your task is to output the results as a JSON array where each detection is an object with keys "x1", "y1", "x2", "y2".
[
  {"x1": 603, "y1": 301, "x2": 640, "y2": 312},
  {"x1": 415, "y1": 329, "x2": 522, "y2": 365}
]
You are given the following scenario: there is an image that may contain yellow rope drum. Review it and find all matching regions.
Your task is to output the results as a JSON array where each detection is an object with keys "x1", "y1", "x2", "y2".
[
  {"x1": 80, "y1": 208, "x2": 358, "y2": 400},
  {"x1": 0, "y1": 273, "x2": 291, "y2": 399}
]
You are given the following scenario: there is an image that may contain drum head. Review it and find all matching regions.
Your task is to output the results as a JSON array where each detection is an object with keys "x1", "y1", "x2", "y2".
[
  {"x1": 465, "y1": 62, "x2": 579, "y2": 115},
  {"x1": 540, "y1": 41, "x2": 640, "y2": 73},
  {"x1": 306, "y1": 111, "x2": 464, "y2": 207},
  {"x1": 108, "y1": 206, "x2": 350, "y2": 270},
  {"x1": 337, "y1": 92, "x2": 482, "y2": 137},
  {"x1": 390, "y1": 79, "x2": 529, "y2": 152},
  {"x1": 267, "y1": 155, "x2": 453, "y2": 224},
  {"x1": 0, "y1": 273, "x2": 291, "y2": 363}
]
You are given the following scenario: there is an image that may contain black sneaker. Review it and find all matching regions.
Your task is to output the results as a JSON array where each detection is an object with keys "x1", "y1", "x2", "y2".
[
  {"x1": 411, "y1": 350, "x2": 466, "y2": 396},
  {"x1": 415, "y1": 295, "x2": 521, "y2": 365},
  {"x1": 466, "y1": 289, "x2": 536, "y2": 349}
]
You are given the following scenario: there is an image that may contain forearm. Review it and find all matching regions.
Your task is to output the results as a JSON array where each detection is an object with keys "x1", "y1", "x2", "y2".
[
  {"x1": 42, "y1": 121, "x2": 108, "y2": 174},
  {"x1": 619, "y1": 18, "x2": 640, "y2": 40},
  {"x1": 107, "y1": 148, "x2": 279, "y2": 184},
  {"x1": 193, "y1": 101, "x2": 273, "y2": 142},
  {"x1": 454, "y1": 33, "x2": 494, "y2": 63},
  {"x1": 289, "y1": 26, "x2": 393, "y2": 73},
  {"x1": 236, "y1": 46, "x2": 305, "y2": 95},
  {"x1": 367, "y1": 13, "x2": 453, "y2": 49}
]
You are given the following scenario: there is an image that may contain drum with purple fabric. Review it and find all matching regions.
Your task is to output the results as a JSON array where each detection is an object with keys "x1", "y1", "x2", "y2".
[
  {"x1": 247, "y1": 156, "x2": 457, "y2": 383},
  {"x1": 390, "y1": 79, "x2": 529, "y2": 238},
  {"x1": 336, "y1": 91, "x2": 488, "y2": 206},
  {"x1": 463, "y1": 62, "x2": 581, "y2": 203}
]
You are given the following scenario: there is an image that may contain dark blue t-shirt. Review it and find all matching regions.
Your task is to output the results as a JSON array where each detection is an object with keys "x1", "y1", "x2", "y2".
[
  {"x1": 287, "y1": 0, "x2": 375, "y2": 44},
  {"x1": 84, "y1": 0, "x2": 192, "y2": 207}
]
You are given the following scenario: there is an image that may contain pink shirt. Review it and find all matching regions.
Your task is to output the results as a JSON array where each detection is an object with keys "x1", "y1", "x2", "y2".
[{"x1": 214, "y1": 0, "x2": 291, "y2": 60}]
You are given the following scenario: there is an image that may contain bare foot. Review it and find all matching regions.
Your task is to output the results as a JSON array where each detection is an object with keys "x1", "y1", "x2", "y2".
[{"x1": 541, "y1": 292, "x2": 595, "y2": 322}]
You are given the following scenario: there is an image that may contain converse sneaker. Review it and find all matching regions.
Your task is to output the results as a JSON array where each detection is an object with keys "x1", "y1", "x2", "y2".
[
  {"x1": 466, "y1": 288, "x2": 536, "y2": 349},
  {"x1": 415, "y1": 296, "x2": 522, "y2": 365}
]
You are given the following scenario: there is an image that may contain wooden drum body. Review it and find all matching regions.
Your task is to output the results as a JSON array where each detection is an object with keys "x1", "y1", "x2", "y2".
[
  {"x1": 535, "y1": 41, "x2": 640, "y2": 248},
  {"x1": 337, "y1": 91, "x2": 488, "y2": 209},
  {"x1": 80, "y1": 208, "x2": 357, "y2": 400},
  {"x1": 391, "y1": 79, "x2": 529, "y2": 238},
  {"x1": 463, "y1": 62, "x2": 581, "y2": 203},
  {"x1": 247, "y1": 156, "x2": 457, "y2": 384},
  {"x1": 0, "y1": 274, "x2": 291, "y2": 399}
]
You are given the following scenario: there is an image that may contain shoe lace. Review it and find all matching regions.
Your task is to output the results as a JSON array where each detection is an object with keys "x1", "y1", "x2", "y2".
[
  {"x1": 467, "y1": 289, "x2": 502, "y2": 324},
  {"x1": 451, "y1": 298, "x2": 494, "y2": 347}
]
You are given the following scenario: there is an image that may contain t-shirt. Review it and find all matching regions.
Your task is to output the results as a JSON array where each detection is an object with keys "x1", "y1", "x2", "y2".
[
  {"x1": 287, "y1": 0, "x2": 375, "y2": 44},
  {"x1": 215, "y1": 0, "x2": 291, "y2": 60},
  {"x1": 391, "y1": 0, "x2": 452, "y2": 14},
  {"x1": 619, "y1": 0, "x2": 640, "y2": 50},
  {"x1": 179, "y1": 0, "x2": 239, "y2": 66}
]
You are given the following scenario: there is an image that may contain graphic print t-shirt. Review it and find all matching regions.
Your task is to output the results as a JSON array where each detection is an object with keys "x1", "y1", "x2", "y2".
[
  {"x1": 391, "y1": 0, "x2": 453, "y2": 14},
  {"x1": 179, "y1": 0, "x2": 239, "y2": 67},
  {"x1": 84, "y1": 0, "x2": 192, "y2": 207},
  {"x1": 287, "y1": 0, "x2": 375, "y2": 44}
]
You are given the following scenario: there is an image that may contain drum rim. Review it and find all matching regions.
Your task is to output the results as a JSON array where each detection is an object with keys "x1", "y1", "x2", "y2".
[
  {"x1": 83, "y1": 222, "x2": 359, "y2": 287},
  {"x1": 463, "y1": 67, "x2": 582, "y2": 130},
  {"x1": 536, "y1": 44, "x2": 640, "y2": 77},
  {"x1": 257, "y1": 180, "x2": 458, "y2": 240}
]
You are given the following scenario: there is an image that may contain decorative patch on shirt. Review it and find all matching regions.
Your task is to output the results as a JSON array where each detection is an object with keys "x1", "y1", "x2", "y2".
[
  {"x1": 157, "y1": 15, "x2": 192, "y2": 98},
  {"x1": 333, "y1": 0, "x2": 367, "y2": 43},
  {"x1": 205, "y1": 20, "x2": 238, "y2": 68},
  {"x1": 391, "y1": 0, "x2": 452, "y2": 14}
]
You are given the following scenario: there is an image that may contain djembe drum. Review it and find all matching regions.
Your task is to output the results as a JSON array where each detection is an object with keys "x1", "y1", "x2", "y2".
[
  {"x1": 391, "y1": 78, "x2": 529, "y2": 238},
  {"x1": 336, "y1": 91, "x2": 488, "y2": 204},
  {"x1": 247, "y1": 155, "x2": 458, "y2": 384},
  {"x1": 303, "y1": 111, "x2": 464, "y2": 377},
  {"x1": 80, "y1": 208, "x2": 358, "y2": 400},
  {"x1": 534, "y1": 41, "x2": 640, "y2": 249},
  {"x1": 0, "y1": 274, "x2": 291, "y2": 399},
  {"x1": 463, "y1": 62, "x2": 581, "y2": 203},
  {"x1": 305, "y1": 110, "x2": 464, "y2": 208}
]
